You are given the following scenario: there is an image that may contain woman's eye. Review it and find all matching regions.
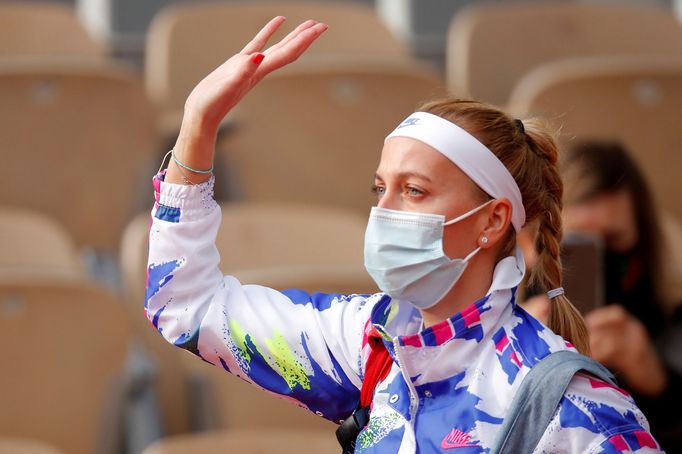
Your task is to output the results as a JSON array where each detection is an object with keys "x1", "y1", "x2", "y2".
[
  {"x1": 406, "y1": 187, "x2": 424, "y2": 197},
  {"x1": 371, "y1": 185, "x2": 386, "y2": 197}
]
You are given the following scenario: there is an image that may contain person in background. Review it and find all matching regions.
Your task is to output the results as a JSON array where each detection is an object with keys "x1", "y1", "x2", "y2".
[{"x1": 527, "y1": 141, "x2": 682, "y2": 450}]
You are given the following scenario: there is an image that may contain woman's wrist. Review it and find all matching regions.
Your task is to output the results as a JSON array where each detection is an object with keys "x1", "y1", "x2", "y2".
[{"x1": 165, "y1": 112, "x2": 219, "y2": 185}]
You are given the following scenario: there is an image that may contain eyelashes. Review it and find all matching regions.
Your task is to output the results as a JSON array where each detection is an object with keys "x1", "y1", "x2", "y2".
[{"x1": 370, "y1": 185, "x2": 425, "y2": 198}]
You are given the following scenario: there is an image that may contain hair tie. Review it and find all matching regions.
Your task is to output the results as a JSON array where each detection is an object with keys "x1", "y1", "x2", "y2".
[
  {"x1": 547, "y1": 287, "x2": 564, "y2": 299},
  {"x1": 514, "y1": 118, "x2": 525, "y2": 134}
]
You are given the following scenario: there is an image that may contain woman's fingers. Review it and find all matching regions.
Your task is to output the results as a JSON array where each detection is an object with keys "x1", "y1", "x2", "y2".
[
  {"x1": 263, "y1": 19, "x2": 318, "y2": 55},
  {"x1": 258, "y1": 22, "x2": 328, "y2": 73},
  {"x1": 241, "y1": 16, "x2": 287, "y2": 54}
]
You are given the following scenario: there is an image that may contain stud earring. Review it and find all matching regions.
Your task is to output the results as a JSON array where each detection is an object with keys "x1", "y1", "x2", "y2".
[{"x1": 480, "y1": 236, "x2": 489, "y2": 245}]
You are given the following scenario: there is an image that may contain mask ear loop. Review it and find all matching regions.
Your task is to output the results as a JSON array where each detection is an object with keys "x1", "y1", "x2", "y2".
[
  {"x1": 443, "y1": 199, "x2": 495, "y2": 226},
  {"x1": 443, "y1": 199, "x2": 495, "y2": 263},
  {"x1": 463, "y1": 246, "x2": 482, "y2": 263}
]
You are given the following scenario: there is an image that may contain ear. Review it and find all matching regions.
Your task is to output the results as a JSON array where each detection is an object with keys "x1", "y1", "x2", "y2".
[{"x1": 478, "y1": 198, "x2": 513, "y2": 249}]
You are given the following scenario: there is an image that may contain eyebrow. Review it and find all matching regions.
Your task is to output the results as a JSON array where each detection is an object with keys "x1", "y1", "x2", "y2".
[{"x1": 374, "y1": 171, "x2": 433, "y2": 183}]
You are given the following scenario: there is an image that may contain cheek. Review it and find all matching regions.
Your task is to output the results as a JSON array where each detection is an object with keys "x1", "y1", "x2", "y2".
[{"x1": 442, "y1": 223, "x2": 479, "y2": 258}]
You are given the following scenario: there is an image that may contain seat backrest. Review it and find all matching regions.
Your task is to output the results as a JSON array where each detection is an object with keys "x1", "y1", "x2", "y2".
[
  {"x1": 0, "y1": 437, "x2": 62, "y2": 454},
  {"x1": 0, "y1": 277, "x2": 129, "y2": 454},
  {"x1": 121, "y1": 202, "x2": 368, "y2": 306},
  {"x1": 661, "y1": 212, "x2": 682, "y2": 311},
  {"x1": 219, "y1": 59, "x2": 445, "y2": 214},
  {"x1": 0, "y1": 2, "x2": 106, "y2": 59},
  {"x1": 233, "y1": 265, "x2": 377, "y2": 295},
  {"x1": 120, "y1": 211, "x2": 194, "y2": 436},
  {"x1": 145, "y1": 1, "x2": 411, "y2": 117},
  {"x1": 0, "y1": 59, "x2": 158, "y2": 252},
  {"x1": 172, "y1": 264, "x2": 375, "y2": 433},
  {"x1": 447, "y1": 2, "x2": 682, "y2": 105},
  {"x1": 120, "y1": 202, "x2": 370, "y2": 434},
  {"x1": 141, "y1": 428, "x2": 339, "y2": 454},
  {"x1": 0, "y1": 207, "x2": 82, "y2": 276},
  {"x1": 178, "y1": 351, "x2": 337, "y2": 434},
  {"x1": 508, "y1": 56, "x2": 682, "y2": 226},
  {"x1": 216, "y1": 202, "x2": 367, "y2": 272}
]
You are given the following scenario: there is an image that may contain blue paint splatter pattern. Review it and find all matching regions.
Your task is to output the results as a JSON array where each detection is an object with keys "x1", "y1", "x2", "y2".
[{"x1": 145, "y1": 172, "x2": 662, "y2": 453}]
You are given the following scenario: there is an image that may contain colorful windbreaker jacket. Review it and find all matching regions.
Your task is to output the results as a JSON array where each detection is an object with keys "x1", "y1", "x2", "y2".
[{"x1": 146, "y1": 173, "x2": 663, "y2": 453}]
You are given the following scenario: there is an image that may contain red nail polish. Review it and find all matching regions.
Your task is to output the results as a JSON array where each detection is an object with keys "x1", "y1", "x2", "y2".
[{"x1": 251, "y1": 53, "x2": 265, "y2": 64}]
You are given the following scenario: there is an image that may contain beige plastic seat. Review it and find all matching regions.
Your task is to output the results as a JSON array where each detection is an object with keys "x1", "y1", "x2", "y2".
[
  {"x1": 178, "y1": 349, "x2": 338, "y2": 434},
  {"x1": 142, "y1": 428, "x2": 339, "y2": 454},
  {"x1": 0, "y1": 59, "x2": 159, "y2": 252},
  {"x1": 120, "y1": 202, "x2": 371, "y2": 435},
  {"x1": 447, "y1": 2, "x2": 682, "y2": 105},
  {"x1": 170, "y1": 262, "x2": 376, "y2": 432},
  {"x1": 0, "y1": 277, "x2": 129, "y2": 454},
  {"x1": 508, "y1": 56, "x2": 682, "y2": 225},
  {"x1": 661, "y1": 212, "x2": 682, "y2": 312},
  {"x1": 0, "y1": 207, "x2": 82, "y2": 278},
  {"x1": 219, "y1": 59, "x2": 445, "y2": 214},
  {"x1": 122, "y1": 202, "x2": 370, "y2": 300},
  {"x1": 0, "y1": 2, "x2": 106, "y2": 59},
  {"x1": 145, "y1": 0, "x2": 412, "y2": 134},
  {"x1": 0, "y1": 437, "x2": 63, "y2": 454},
  {"x1": 119, "y1": 212, "x2": 192, "y2": 436}
]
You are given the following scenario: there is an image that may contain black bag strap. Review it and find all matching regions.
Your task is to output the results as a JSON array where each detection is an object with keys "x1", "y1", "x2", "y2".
[{"x1": 490, "y1": 350, "x2": 616, "y2": 454}]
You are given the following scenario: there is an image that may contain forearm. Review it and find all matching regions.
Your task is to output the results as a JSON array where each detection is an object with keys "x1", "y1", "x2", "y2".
[{"x1": 165, "y1": 112, "x2": 218, "y2": 185}]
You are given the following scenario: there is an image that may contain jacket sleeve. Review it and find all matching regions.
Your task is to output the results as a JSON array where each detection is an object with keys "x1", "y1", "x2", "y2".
[
  {"x1": 145, "y1": 173, "x2": 376, "y2": 423},
  {"x1": 535, "y1": 373, "x2": 664, "y2": 453}
]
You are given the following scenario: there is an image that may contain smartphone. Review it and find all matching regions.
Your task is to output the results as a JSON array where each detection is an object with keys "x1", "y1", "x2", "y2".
[{"x1": 560, "y1": 232, "x2": 605, "y2": 315}]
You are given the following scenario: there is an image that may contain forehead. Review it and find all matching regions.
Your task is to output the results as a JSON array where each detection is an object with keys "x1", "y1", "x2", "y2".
[
  {"x1": 566, "y1": 191, "x2": 635, "y2": 231},
  {"x1": 376, "y1": 137, "x2": 473, "y2": 185},
  {"x1": 578, "y1": 192, "x2": 633, "y2": 217}
]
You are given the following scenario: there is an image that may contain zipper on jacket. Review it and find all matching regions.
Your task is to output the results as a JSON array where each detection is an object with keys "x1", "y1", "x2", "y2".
[{"x1": 393, "y1": 338, "x2": 419, "y2": 423}]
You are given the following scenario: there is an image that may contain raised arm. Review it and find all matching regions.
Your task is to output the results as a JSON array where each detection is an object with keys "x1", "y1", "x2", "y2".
[
  {"x1": 146, "y1": 19, "x2": 376, "y2": 424},
  {"x1": 167, "y1": 17, "x2": 328, "y2": 186}
]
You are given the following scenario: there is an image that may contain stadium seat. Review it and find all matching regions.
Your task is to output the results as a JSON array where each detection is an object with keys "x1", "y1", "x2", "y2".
[
  {"x1": 0, "y1": 2, "x2": 106, "y2": 59},
  {"x1": 447, "y1": 2, "x2": 682, "y2": 105},
  {"x1": 0, "y1": 207, "x2": 82, "y2": 277},
  {"x1": 508, "y1": 55, "x2": 682, "y2": 225},
  {"x1": 0, "y1": 437, "x2": 62, "y2": 454},
  {"x1": 0, "y1": 59, "x2": 159, "y2": 252},
  {"x1": 122, "y1": 201, "x2": 369, "y2": 315},
  {"x1": 145, "y1": 0, "x2": 412, "y2": 135},
  {"x1": 0, "y1": 277, "x2": 130, "y2": 454},
  {"x1": 661, "y1": 212, "x2": 682, "y2": 311},
  {"x1": 120, "y1": 201, "x2": 372, "y2": 435},
  {"x1": 119, "y1": 213, "x2": 192, "y2": 436},
  {"x1": 218, "y1": 59, "x2": 445, "y2": 213}
]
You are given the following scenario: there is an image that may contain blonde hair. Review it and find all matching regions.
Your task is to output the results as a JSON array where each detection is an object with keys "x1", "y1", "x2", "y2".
[{"x1": 418, "y1": 98, "x2": 590, "y2": 355}]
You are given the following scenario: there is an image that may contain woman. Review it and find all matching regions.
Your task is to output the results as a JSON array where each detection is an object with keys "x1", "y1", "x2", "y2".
[
  {"x1": 146, "y1": 18, "x2": 660, "y2": 452},
  {"x1": 561, "y1": 141, "x2": 682, "y2": 451}
]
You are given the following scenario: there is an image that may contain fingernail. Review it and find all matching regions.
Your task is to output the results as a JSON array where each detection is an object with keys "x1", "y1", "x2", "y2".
[{"x1": 251, "y1": 53, "x2": 265, "y2": 64}]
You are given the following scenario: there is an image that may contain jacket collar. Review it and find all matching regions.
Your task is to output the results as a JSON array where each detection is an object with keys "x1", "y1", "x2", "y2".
[{"x1": 371, "y1": 246, "x2": 526, "y2": 347}]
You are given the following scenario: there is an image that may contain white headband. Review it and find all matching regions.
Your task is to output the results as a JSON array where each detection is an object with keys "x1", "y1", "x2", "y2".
[{"x1": 385, "y1": 112, "x2": 526, "y2": 232}]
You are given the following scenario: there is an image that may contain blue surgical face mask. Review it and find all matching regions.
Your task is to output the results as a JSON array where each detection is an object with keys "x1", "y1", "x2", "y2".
[{"x1": 364, "y1": 200, "x2": 493, "y2": 309}]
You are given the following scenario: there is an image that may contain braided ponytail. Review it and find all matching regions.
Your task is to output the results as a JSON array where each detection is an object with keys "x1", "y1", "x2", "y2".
[
  {"x1": 419, "y1": 98, "x2": 590, "y2": 355},
  {"x1": 523, "y1": 120, "x2": 590, "y2": 355}
]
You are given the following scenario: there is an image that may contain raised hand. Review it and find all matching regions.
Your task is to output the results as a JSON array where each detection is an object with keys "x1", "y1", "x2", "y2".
[
  {"x1": 586, "y1": 304, "x2": 667, "y2": 396},
  {"x1": 167, "y1": 17, "x2": 328, "y2": 185}
]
